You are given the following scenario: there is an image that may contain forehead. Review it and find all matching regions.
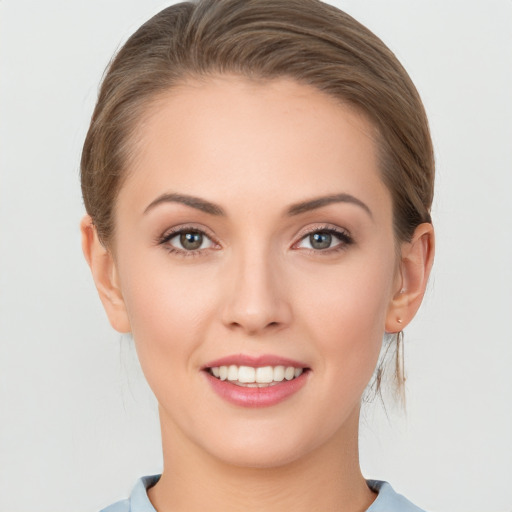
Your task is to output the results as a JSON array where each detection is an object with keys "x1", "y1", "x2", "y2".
[{"x1": 120, "y1": 75, "x2": 391, "y2": 219}]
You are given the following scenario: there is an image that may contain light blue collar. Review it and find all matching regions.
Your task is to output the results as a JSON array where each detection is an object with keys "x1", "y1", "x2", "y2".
[{"x1": 101, "y1": 474, "x2": 426, "y2": 511}]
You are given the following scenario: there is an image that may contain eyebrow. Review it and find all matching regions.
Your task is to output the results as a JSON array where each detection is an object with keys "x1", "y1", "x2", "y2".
[
  {"x1": 144, "y1": 193, "x2": 225, "y2": 216},
  {"x1": 286, "y1": 193, "x2": 373, "y2": 218},
  {"x1": 143, "y1": 191, "x2": 372, "y2": 219}
]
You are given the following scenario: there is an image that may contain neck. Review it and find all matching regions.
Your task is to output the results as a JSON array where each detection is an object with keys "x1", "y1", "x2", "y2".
[{"x1": 148, "y1": 405, "x2": 376, "y2": 512}]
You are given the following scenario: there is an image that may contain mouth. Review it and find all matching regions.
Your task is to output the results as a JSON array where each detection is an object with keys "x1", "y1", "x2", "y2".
[
  {"x1": 202, "y1": 355, "x2": 310, "y2": 407},
  {"x1": 206, "y1": 364, "x2": 307, "y2": 387},
  {"x1": 202, "y1": 356, "x2": 310, "y2": 407}
]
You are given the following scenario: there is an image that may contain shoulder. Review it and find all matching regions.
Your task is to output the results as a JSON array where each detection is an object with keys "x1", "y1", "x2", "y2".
[
  {"x1": 100, "y1": 475, "x2": 161, "y2": 512},
  {"x1": 366, "y1": 480, "x2": 427, "y2": 512}
]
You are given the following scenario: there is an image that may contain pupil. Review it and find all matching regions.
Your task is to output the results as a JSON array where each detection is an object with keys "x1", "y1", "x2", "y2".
[
  {"x1": 310, "y1": 232, "x2": 331, "y2": 250},
  {"x1": 180, "y1": 232, "x2": 202, "y2": 250}
]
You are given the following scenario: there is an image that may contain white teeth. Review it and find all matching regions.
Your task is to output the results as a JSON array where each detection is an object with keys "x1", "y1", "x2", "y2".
[
  {"x1": 210, "y1": 364, "x2": 305, "y2": 384},
  {"x1": 273, "y1": 366, "x2": 285, "y2": 382},
  {"x1": 238, "y1": 366, "x2": 256, "y2": 383},
  {"x1": 255, "y1": 366, "x2": 273, "y2": 383},
  {"x1": 284, "y1": 366, "x2": 295, "y2": 380},
  {"x1": 227, "y1": 365, "x2": 238, "y2": 381}
]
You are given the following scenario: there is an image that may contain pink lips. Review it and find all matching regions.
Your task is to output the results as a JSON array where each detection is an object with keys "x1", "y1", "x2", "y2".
[{"x1": 202, "y1": 354, "x2": 309, "y2": 408}]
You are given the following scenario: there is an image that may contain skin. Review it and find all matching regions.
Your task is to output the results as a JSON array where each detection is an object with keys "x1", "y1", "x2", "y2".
[{"x1": 81, "y1": 76, "x2": 434, "y2": 511}]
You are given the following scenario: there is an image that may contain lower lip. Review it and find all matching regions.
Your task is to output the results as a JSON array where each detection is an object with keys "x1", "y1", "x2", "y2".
[{"x1": 204, "y1": 371, "x2": 309, "y2": 408}]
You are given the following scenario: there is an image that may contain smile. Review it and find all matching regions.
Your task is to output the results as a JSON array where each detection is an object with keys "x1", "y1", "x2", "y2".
[
  {"x1": 208, "y1": 365, "x2": 304, "y2": 387},
  {"x1": 203, "y1": 356, "x2": 310, "y2": 407}
]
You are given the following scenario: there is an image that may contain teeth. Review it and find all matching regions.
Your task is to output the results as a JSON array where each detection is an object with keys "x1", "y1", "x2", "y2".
[
  {"x1": 238, "y1": 366, "x2": 256, "y2": 383},
  {"x1": 284, "y1": 366, "x2": 295, "y2": 380},
  {"x1": 255, "y1": 366, "x2": 273, "y2": 383},
  {"x1": 227, "y1": 365, "x2": 238, "y2": 381},
  {"x1": 274, "y1": 365, "x2": 285, "y2": 382},
  {"x1": 209, "y1": 365, "x2": 304, "y2": 384}
]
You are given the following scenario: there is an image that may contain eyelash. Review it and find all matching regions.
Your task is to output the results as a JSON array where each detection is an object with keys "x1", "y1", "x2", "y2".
[
  {"x1": 293, "y1": 225, "x2": 354, "y2": 255},
  {"x1": 157, "y1": 225, "x2": 219, "y2": 258},
  {"x1": 156, "y1": 224, "x2": 354, "y2": 257}
]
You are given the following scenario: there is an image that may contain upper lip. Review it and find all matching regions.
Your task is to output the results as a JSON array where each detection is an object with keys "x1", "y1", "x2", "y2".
[{"x1": 202, "y1": 354, "x2": 308, "y2": 370}]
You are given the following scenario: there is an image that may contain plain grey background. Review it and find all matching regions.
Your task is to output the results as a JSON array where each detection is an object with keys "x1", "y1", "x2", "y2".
[{"x1": 1, "y1": 1, "x2": 511, "y2": 511}]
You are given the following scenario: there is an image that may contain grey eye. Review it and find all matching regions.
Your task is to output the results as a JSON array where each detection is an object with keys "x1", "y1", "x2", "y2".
[
  {"x1": 309, "y1": 232, "x2": 332, "y2": 250},
  {"x1": 296, "y1": 229, "x2": 352, "y2": 251}
]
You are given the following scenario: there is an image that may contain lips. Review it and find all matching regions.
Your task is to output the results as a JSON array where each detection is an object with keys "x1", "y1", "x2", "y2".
[{"x1": 202, "y1": 354, "x2": 310, "y2": 407}]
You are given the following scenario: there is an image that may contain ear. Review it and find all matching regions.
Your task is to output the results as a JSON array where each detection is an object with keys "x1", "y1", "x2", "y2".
[
  {"x1": 385, "y1": 223, "x2": 435, "y2": 333},
  {"x1": 80, "y1": 215, "x2": 131, "y2": 333}
]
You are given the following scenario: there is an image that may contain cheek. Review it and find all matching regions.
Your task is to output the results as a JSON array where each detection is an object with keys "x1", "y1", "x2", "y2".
[
  {"x1": 116, "y1": 253, "x2": 219, "y2": 382},
  {"x1": 292, "y1": 251, "x2": 395, "y2": 385}
]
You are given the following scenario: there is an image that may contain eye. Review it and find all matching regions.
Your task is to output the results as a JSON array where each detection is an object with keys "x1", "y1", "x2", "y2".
[
  {"x1": 295, "y1": 228, "x2": 353, "y2": 251},
  {"x1": 160, "y1": 228, "x2": 216, "y2": 253}
]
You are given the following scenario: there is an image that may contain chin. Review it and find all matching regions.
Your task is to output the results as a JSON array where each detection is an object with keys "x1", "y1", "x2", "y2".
[
  {"x1": 196, "y1": 421, "x2": 333, "y2": 470},
  {"x1": 211, "y1": 442, "x2": 310, "y2": 470}
]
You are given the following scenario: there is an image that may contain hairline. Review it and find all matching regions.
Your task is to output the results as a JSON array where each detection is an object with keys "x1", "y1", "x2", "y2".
[{"x1": 104, "y1": 72, "x2": 392, "y2": 246}]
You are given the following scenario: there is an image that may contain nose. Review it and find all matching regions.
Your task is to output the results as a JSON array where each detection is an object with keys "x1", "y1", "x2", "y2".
[{"x1": 221, "y1": 248, "x2": 292, "y2": 335}]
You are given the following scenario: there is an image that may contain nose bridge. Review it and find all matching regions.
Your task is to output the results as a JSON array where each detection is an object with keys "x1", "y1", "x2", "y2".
[{"x1": 222, "y1": 238, "x2": 291, "y2": 334}]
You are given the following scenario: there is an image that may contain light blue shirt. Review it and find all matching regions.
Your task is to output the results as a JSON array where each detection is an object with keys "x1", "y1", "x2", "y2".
[{"x1": 100, "y1": 475, "x2": 426, "y2": 511}]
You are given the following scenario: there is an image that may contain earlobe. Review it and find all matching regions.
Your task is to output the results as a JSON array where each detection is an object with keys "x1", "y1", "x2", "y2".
[
  {"x1": 385, "y1": 223, "x2": 435, "y2": 333},
  {"x1": 80, "y1": 215, "x2": 131, "y2": 333}
]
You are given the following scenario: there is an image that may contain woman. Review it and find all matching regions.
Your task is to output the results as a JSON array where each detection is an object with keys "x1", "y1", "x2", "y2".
[{"x1": 80, "y1": 0, "x2": 434, "y2": 510}]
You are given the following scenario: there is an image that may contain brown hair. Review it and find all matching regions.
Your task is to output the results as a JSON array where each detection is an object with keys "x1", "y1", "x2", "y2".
[
  {"x1": 81, "y1": 0, "x2": 433, "y2": 247},
  {"x1": 80, "y1": 0, "x2": 435, "y2": 403}
]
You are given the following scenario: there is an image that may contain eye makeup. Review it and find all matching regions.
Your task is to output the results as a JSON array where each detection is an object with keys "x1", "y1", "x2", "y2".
[
  {"x1": 156, "y1": 224, "x2": 220, "y2": 257},
  {"x1": 292, "y1": 224, "x2": 354, "y2": 256},
  {"x1": 155, "y1": 221, "x2": 354, "y2": 259}
]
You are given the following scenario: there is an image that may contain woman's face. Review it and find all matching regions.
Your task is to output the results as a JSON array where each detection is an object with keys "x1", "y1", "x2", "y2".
[{"x1": 111, "y1": 76, "x2": 401, "y2": 467}]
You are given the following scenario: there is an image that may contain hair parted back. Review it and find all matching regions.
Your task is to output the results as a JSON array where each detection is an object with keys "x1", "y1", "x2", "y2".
[{"x1": 81, "y1": 0, "x2": 434, "y2": 249}]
